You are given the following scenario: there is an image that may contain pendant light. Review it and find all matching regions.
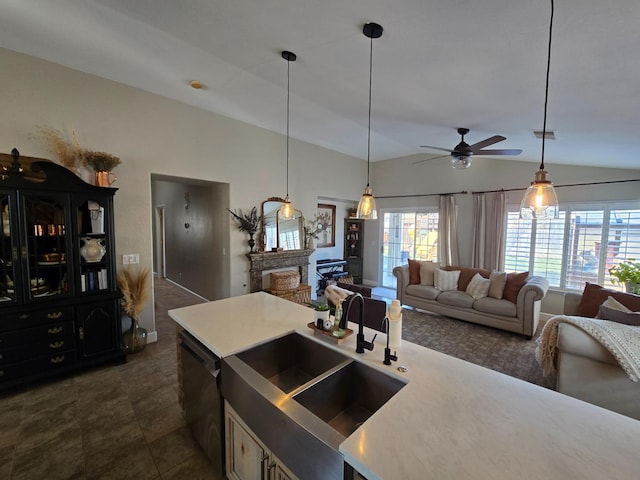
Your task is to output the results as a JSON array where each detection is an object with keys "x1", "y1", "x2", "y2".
[
  {"x1": 520, "y1": 0, "x2": 559, "y2": 220},
  {"x1": 280, "y1": 50, "x2": 296, "y2": 221},
  {"x1": 356, "y1": 22, "x2": 383, "y2": 220}
]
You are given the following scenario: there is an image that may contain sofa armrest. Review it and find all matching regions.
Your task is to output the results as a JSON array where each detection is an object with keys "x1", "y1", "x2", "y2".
[
  {"x1": 392, "y1": 265, "x2": 410, "y2": 304},
  {"x1": 517, "y1": 275, "x2": 549, "y2": 337}
]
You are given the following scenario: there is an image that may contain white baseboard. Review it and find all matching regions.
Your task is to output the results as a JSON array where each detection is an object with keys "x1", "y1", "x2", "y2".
[{"x1": 147, "y1": 330, "x2": 158, "y2": 343}]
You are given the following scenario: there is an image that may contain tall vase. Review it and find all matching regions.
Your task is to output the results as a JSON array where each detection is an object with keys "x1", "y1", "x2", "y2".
[
  {"x1": 248, "y1": 233, "x2": 256, "y2": 253},
  {"x1": 123, "y1": 316, "x2": 147, "y2": 353},
  {"x1": 95, "y1": 171, "x2": 117, "y2": 187}
]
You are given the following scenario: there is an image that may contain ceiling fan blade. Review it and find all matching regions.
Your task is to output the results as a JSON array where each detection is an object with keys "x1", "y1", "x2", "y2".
[
  {"x1": 413, "y1": 153, "x2": 451, "y2": 165},
  {"x1": 469, "y1": 135, "x2": 506, "y2": 151},
  {"x1": 474, "y1": 149, "x2": 523, "y2": 156},
  {"x1": 420, "y1": 145, "x2": 454, "y2": 154}
]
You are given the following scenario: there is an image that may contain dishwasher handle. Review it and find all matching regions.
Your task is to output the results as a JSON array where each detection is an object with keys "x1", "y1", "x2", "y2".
[{"x1": 180, "y1": 331, "x2": 221, "y2": 378}]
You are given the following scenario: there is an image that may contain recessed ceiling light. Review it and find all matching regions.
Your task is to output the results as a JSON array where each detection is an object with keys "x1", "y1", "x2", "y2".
[
  {"x1": 531, "y1": 129, "x2": 556, "y2": 140},
  {"x1": 189, "y1": 80, "x2": 204, "y2": 89}
]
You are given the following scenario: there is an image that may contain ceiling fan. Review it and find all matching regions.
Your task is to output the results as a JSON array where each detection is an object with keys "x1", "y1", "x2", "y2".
[{"x1": 415, "y1": 127, "x2": 522, "y2": 169}]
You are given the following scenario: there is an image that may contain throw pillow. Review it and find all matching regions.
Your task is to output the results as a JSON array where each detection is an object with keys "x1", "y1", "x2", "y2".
[
  {"x1": 597, "y1": 305, "x2": 640, "y2": 326},
  {"x1": 435, "y1": 269, "x2": 460, "y2": 291},
  {"x1": 503, "y1": 271, "x2": 529, "y2": 304},
  {"x1": 577, "y1": 282, "x2": 640, "y2": 318},
  {"x1": 466, "y1": 273, "x2": 491, "y2": 300},
  {"x1": 596, "y1": 296, "x2": 632, "y2": 316},
  {"x1": 444, "y1": 266, "x2": 491, "y2": 291},
  {"x1": 488, "y1": 271, "x2": 507, "y2": 299},
  {"x1": 408, "y1": 259, "x2": 421, "y2": 285},
  {"x1": 419, "y1": 261, "x2": 439, "y2": 286}
]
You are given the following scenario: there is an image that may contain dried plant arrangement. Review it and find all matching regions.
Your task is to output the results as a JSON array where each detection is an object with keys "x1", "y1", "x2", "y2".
[
  {"x1": 32, "y1": 126, "x2": 84, "y2": 169},
  {"x1": 83, "y1": 150, "x2": 122, "y2": 172},
  {"x1": 117, "y1": 267, "x2": 150, "y2": 319},
  {"x1": 227, "y1": 207, "x2": 261, "y2": 235}
]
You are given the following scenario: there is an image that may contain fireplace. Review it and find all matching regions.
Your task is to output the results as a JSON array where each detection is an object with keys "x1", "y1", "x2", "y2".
[{"x1": 246, "y1": 249, "x2": 314, "y2": 293}]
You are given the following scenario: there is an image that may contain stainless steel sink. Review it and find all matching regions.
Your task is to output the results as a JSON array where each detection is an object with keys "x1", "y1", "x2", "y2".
[
  {"x1": 234, "y1": 332, "x2": 349, "y2": 393},
  {"x1": 293, "y1": 360, "x2": 406, "y2": 437},
  {"x1": 223, "y1": 332, "x2": 407, "y2": 480}
]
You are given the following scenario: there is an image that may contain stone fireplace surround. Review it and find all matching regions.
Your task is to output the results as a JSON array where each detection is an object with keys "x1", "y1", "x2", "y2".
[{"x1": 246, "y1": 249, "x2": 314, "y2": 293}]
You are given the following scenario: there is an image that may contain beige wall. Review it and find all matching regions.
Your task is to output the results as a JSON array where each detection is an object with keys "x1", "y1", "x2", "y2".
[{"x1": 0, "y1": 47, "x2": 365, "y2": 335}]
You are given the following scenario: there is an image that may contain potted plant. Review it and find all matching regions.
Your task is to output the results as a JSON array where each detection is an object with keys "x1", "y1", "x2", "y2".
[
  {"x1": 227, "y1": 207, "x2": 261, "y2": 252},
  {"x1": 314, "y1": 302, "x2": 332, "y2": 329},
  {"x1": 609, "y1": 259, "x2": 640, "y2": 294},
  {"x1": 83, "y1": 150, "x2": 121, "y2": 187},
  {"x1": 117, "y1": 267, "x2": 150, "y2": 353}
]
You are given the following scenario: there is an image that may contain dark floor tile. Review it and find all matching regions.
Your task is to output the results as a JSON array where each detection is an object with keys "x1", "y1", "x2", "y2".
[
  {"x1": 160, "y1": 451, "x2": 222, "y2": 480},
  {"x1": 0, "y1": 444, "x2": 15, "y2": 479},
  {"x1": 20, "y1": 378, "x2": 78, "y2": 415},
  {"x1": 85, "y1": 439, "x2": 159, "y2": 480},
  {"x1": 132, "y1": 385, "x2": 186, "y2": 443},
  {"x1": 12, "y1": 420, "x2": 85, "y2": 480},
  {"x1": 148, "y1": 425, "x2": 202, "y2": 474},
  {"x1": 0, "y1": 394, "x2": 24, "y2": 449},
  {"x1": 15, "y1": 400, "x2": 78, "y2": 454}
]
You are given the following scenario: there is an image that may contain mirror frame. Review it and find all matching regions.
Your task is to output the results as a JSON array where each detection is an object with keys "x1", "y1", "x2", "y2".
[{"x1": 259, "y1": 196, "x2": 305, "y2": 252}]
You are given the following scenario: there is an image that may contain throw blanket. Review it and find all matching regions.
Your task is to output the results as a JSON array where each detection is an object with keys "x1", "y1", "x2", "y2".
[{"x1": 536, "y1": 315, "x2": 640, "y2": 382}]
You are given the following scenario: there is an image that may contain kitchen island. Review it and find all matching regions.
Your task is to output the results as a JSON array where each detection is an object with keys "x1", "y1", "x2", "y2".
[{"x1": 169, "y1": 292, "x2": 640, "y2": 480}]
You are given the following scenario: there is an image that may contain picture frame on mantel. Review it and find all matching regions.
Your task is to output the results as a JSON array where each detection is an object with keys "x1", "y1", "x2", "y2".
[{"x1": 316, "y1": 203, "x2": 336, "y2": 248}]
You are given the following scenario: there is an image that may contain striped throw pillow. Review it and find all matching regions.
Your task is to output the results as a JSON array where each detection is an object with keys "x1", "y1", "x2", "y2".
[
  {"x1": 435, "y1": 269, "x2": 460, "y2": 291},
  {"x1": 466, "y1": 273, "x2": 491, "y2": 300}
]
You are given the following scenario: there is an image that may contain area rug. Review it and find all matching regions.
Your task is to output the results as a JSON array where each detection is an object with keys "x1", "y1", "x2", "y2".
[{"x1": 400, "y1": 308, "x2": 556, "y2": 390}]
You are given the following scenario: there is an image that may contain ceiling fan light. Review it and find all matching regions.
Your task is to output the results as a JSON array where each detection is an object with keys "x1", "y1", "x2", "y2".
[
  {"x1": 280, "y1": 195, "x2": 295, "y2": 220},
  {"x1": 357, "y1": 185, "x2": 378, "y2": 220},
  {"x1": 519, "y1": 169, "x2": 559, "y2": 220},
  {"x1": 451, "y1": 155, "x2": 472, "y2": 169}
]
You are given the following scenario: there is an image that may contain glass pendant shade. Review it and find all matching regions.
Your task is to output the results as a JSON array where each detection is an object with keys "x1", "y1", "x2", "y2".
[
  {"x1": 520, "y1": 169, "x2": 559, "y2": 219},
  {"x1": 451, "y1": 155, "x2": 472, "y2": 169},
  {"x1": 280, "y1": 195, "x2": 294, "y2": 220},
  {"x1": 357, "y1": 185, "x2": 378, "y2": 220}
]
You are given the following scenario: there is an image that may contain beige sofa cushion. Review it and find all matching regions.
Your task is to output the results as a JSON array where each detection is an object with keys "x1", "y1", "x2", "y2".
[
  {"x1": 419, "y1": 261, "x2": 439, "y2": 286},
  {"x1": 435, "y1": 269, "x2": 460, "y2": 291},
  {"x1": 437, "y1": 290, "x2": 475, "y2": 308},
  {"x1": 488, "y1": 271, "x2": 507, "y2": 299},
  {"x1": 406, "y1": 284, "x2": 441, "y2": 300},
  {"x1": 473, "y1": 297, "x2": 517, "y2": 317},
  {"x1": 466, "y1": 273, "x2": 491, "y2": 299}
]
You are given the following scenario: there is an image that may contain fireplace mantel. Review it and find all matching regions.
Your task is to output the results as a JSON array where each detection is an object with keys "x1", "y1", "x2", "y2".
[{"x1": 246, "y1": 249, "x2": 314, "y2": 293}]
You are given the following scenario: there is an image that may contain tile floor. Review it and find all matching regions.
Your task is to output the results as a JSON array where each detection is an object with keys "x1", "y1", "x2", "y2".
[{"x1": 0, "y1": 278, "x2": 222, "y2": 480}]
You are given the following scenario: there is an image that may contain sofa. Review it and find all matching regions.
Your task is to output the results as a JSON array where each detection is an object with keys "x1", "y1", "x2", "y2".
[
  {"x1": 555, "y1": 286, "x2": 640, "y2": 420},
  {"x1": 393, "y1": 262, "x2": 549, "y2": 338}
]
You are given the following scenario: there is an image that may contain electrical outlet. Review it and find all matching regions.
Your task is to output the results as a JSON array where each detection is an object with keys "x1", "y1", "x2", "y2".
[
  {"x1": 122, "y1": 254, "x2": 130, "y2": 265},
  {"x1": 130, "y1": 254, "x2": 139, "y2": 264}
]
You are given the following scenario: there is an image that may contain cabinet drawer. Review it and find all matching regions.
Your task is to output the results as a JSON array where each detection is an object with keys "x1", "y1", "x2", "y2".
[
  {"x1": 0, "y1": 321, "x2": 75, "y2": 349},
  {"x1": 0, "y1": 306, "x2": 73, "y2": 330},
  {"x1": 0, "y1": 331, "x2": 74, "y2": 365},
  {"x1": 0, "y1": 350, "x2": 77, "y2": 382}
]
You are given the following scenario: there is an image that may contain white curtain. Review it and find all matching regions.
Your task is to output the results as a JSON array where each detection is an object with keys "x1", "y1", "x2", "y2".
[
  {"x1": 437, "y1": 195, "x2": 460, "y2": 266},
  {"x1": 472, "y1": 191, "x2": 506, "y2": 270}
]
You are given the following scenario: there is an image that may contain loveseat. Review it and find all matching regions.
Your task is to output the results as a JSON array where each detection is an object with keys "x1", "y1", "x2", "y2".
[
  {"x1": 393, "y1": 263, "x2": 549, "y2": 338},
  {"x1": 553, "y1": 285, "x2": 640, "y2": 420}
]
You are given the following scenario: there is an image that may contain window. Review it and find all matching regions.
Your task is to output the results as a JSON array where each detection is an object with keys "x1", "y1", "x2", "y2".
[
  {"x1": 504, "y1": 203, "x2": 640, "y2": 291},
  {"x1": 381, "y1": 210, "x2": 439, "y2": 288}
]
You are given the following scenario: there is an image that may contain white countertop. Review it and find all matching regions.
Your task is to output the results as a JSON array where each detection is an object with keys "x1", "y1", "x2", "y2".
[{"x1": 169, "y1": 292, "x2": 640, "y2": 480}]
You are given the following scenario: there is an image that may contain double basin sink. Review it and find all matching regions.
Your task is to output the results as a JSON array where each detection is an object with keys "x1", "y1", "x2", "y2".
[{"x1": 221, "y1": 332, "x2": 406, "y2": 479}]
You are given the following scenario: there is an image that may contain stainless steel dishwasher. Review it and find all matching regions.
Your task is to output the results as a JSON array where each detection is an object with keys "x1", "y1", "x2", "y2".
[{"x1": 180, "y1": 330, "x2": 224, "y2": 476}]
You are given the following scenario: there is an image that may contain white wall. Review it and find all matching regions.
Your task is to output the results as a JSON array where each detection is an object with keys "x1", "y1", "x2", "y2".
[{"x1": 0, "y1": 47, "x2": 365, "y2": 334}]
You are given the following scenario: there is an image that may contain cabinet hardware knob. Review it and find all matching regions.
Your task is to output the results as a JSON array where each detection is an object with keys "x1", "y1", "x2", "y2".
[
  {"x1": 50, "y1": 356, "x2": 65, "y2": 364},
  {"x1": 49, "y1": 341, "x2": 64, "y2": 349},
  {"x1": 47, "y1": 312, "x2": 63, "y2": 320},
  {"x1": 47, "y1": 326, "x2": 63, "y2": 335},
  {"x1": 79, "y1": 326, "x2": 85, "y2": 340}
]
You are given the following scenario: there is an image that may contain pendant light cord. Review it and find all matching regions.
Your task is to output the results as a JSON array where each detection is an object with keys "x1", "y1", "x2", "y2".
[
  {"x1": 366, "y1": 33, "x2": 373, "y2": 187},
  {"x1": 286, "y1": 57, "x2": 291, "y2": 196},
  {"x1": 540, "y1": 0, "x2": 554, "y2": 171}
]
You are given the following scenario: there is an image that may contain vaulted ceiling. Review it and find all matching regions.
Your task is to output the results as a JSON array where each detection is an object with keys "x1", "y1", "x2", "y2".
[{"x1": 1, "y1": 0, "x2": 639, "y2": 169}]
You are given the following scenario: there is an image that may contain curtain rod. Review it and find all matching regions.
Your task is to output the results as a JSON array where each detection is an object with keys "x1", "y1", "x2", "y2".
[
  {"x1": 377, "y1": 190, "x2": 468, "y2": 199},
  {"x1": 471, "y1": 178, "x2": 640, "y2": 195}
]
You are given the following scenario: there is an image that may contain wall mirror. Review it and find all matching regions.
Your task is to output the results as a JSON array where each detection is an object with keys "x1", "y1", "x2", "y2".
[{"x1": 260, "y1": 197, "x2": 304, "y2": 251}]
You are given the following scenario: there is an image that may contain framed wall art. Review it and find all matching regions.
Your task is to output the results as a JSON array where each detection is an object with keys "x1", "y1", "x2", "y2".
[{"x1": 316, "y1": 204, "x2": 336, "y2": 248}]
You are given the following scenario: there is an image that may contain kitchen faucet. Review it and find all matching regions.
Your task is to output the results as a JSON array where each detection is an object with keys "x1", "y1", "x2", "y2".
[
  {"x1": 383, "y1": 316, "x2": 398, "y2": 366},
  {"x1": 339, "y1": 293, "x2": 376, "y2": 354}
]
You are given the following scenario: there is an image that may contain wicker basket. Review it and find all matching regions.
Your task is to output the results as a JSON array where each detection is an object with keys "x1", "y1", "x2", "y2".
[
  {"x1": 269, "y1": 284, "x2": 311, "y2": 305},
  {"x1": 270, "y1": 270, "x2": 300, "y2": 291}
]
